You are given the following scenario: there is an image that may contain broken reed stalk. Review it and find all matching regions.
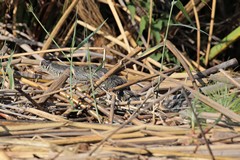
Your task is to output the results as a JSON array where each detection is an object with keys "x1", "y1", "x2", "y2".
[
  {"x1": 94, "y1": 47, "x2": 142, "y2": 88},
  {"x1": 88, "y1": 86, "x2": 182, "y2": 156}
]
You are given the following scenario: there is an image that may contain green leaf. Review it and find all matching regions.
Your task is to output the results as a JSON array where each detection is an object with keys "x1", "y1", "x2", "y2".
[
  {"x1": 127, "y1": 2, "x2": 136, "y2": 19},
  {"x1": 153, "y1": 19, "x2": 163, "y2": 31},
  {"x1": 74, "y1": 19, "x2": 108, "y2": 51},
  {"x1": 150, "y1": 52, "x2": 162, "y2": 61},
  {"x1": 138, "y1": 16, "x2": 147, "y2": 38},
  {"x1": 152, "y1": 30, "x2": 161, "y2": 43},
  {"x1": 6, "y1": 50, "x2": 15, "y2": 89},
  {"x1": 6, "y1": 67, "x2": 14, "y2": 89},
  {"x1": 175, "y1": 0, "x2": 194, "y2": 26},
  {"x1": 140, "y1": 0, "x2": 150, "y2": 10},
  {"x1": 152, "y1": 20, "x2": 163, "y2": 43}
]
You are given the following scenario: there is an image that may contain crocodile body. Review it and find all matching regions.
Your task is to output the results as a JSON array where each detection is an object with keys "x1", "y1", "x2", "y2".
[{"x1": 40, "y1": 60, "x2": 136, "y2": 100}]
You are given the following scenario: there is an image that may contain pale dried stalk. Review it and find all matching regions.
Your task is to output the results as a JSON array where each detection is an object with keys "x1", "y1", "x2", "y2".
[
  {"x1": 0, "y1": 47, "x2": 103, "y2": 60},
  {"x1": 205, "y1": 0, "x2": 216, "y2": 65},
  {"x1": 77, "y1": 20, "x2": 130, "y2": 51},
  {"x1": 41, "y1": 0, "x2": 79, "y2": 50},
  {"x1": 107, "y1": 0, "x2": 130, "y2": 52}
]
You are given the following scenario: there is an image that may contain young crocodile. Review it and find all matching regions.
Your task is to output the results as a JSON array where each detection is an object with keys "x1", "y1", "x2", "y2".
[{"x1": 40, "y1": 60, "x2": 137, "y2": 100}]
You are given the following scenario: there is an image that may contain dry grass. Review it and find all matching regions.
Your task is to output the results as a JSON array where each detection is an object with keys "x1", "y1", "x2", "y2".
[{"x1": 1, "y1": 0, "x2": 240, "y2": 159}]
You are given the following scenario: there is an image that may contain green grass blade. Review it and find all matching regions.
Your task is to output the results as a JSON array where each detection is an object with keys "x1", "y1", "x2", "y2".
[
  {"x1": 140, "y1": 43, "x2": 164, "y2": 57},
  {"x1": 95, "y1": 60, "x2": 105, "y2": 73},
  {"x1": 209, "y1": 26, "x2": 240, "y2": 60},
  {"x1": 74, "y1": 19, "x2": 107, "y2": 51},
  {"x1": 170, "y1": 23, "x2": 209, "y2": 36},
  {"x1": 27, "y1": 3, "x2": 70, "y2": 61},
  {"x1": 175, "y1": 0, "x2": 195, "y2": 26}
]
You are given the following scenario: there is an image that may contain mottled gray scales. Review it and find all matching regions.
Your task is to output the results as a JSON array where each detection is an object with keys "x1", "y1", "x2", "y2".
[
  {"x1": 41, "y1": 60, "x2": 108, "y2": 81},
  {"x1": 40, "y1": 60, "x2": 137, "y2": 100}
]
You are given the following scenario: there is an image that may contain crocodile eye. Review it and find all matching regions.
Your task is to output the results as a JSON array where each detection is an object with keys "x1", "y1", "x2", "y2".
[
  {"x1": 41, "y1": 60, "x2": 51, "y2": 70},
  {"x1": 46, "y1": 64, "x2": 50, "y2": 70}
]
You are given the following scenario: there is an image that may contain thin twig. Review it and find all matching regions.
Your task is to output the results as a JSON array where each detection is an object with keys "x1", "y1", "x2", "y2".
[
  {"x1": 205, "y1": 0, "x2": 216, "y2": 65},
  {"x1": 194, "y1": 58, "x2": 238, "y2": 79},
  {"x1": 219, "y1": 69, "x2": 240, "y2": 89},
  {"x1": 107, "y1": 0, "x2": 130, "y2": 52},
  {"x1": 166, "y1": 40, "x2": 198, "y2": 90},
  {"x1": 88, "y1": 86, "x2": 182, "y2": 156},
  {"x1": 182, "y1": 88, "x2": 215, "y2": 160},
  {"x1": 190, "y1": 0, "x2": 201, "y2": 67},
  {"x1": 109, "y1": 94, "x2": 116, "y2": 124}
]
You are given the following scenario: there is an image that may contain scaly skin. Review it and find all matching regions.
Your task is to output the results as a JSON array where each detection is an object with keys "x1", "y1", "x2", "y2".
[{"x1": 40, "y1": 60, "x2": 137, "y2": 100}]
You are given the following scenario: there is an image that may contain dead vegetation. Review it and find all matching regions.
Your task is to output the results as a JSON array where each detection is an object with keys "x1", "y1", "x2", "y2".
[{"x1": 0, "y1": 0, "x2": 240, "y2": 159}]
